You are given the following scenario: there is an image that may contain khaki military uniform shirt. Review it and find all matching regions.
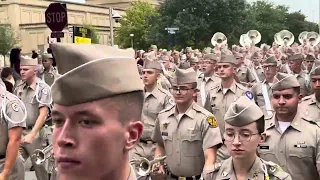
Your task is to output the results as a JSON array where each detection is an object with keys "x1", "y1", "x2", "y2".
[
  {"x1": 299, "y1": 94, "x2": 320, "y2": 122},
  {"x1": 0, "y1": 91, "x2": 26, "y2": 178},
  {"x1": 293, "y1": 71, "x2": 311, "y2": 97},
  {"x1": 251, "y1": 65, "x2": 265, "y2": 83},
  {"x1": 158, "y1": 73, "x2": 172, "y2": 91},
  {"x1": 141, "y1": 86, "x2": 173, "y2": 140},
  {"x1": 207, "y1": 81, "x2": 248, "y2": 135},
  {"x1": 258, "y1": 113, "x2": 320, "y2": 180},
  {"x1": 13, "y1": 78, "x2": 51, "y2": 127},
  {"x1": 251, "y1": 80, "x2": 274, "y2": 117},
  {"x1": 40, "y1": 66, "x2": 60, "y2": 86},
  {"x1": 236, "y1": 65, "x2": 256, "y2": 84},
  {"x1": 152, "y1": 102, "x2": 222, "y2": 177},
  {"x1": 197, "y1": 74, "x2": 221, "y2": 107},
  {"x1": 204, "y1": 156, "x2": 292, "y2": 180}
]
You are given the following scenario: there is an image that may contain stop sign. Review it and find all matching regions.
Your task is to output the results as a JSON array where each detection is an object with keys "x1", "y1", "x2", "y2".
[{"x1": 45, "y1": 3, "x2": 68, "y2": 32}]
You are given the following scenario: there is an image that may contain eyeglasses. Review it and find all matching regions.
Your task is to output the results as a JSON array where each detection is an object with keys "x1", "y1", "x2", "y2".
[
  {"x1": 224, "y1": 131, "x2": 259, "y2": 142},
  {"x1": 170, "y1": 86, "x2": 194, "y2": 94}
]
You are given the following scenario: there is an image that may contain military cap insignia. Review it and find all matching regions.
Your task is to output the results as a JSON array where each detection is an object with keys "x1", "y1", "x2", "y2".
[
  {"x1": 169, "y1": 98, "x2": 175, "y2": 105},
  {"x1": 207, "y1": 116, "x2": 218, "y2": 128},
  {"x1": 42, "y1": 88, "x2": 48, "y2": 95},
  {"x1": 11, "y1": 102, "x2": 19, "y2": 112},
  {"x1": 163, "y1": 122, "x2": 169, "y2": 130}
]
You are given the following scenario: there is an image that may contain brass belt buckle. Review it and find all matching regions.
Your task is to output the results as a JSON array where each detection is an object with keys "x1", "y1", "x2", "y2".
[
  {"x1": 178, "y1": 177, "x2": 186, "y2": 180},
  {"x1": 147, "y1": 140, "x2": 153, "y2": 144}
]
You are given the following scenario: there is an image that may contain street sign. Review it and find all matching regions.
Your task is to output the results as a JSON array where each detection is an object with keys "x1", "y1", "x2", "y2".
[
  {"x1": 73, "y1": 26, "x2": 92, "y2": 44},
  {"x1": 165, "y1": 27, "x2": 179, "y2": 31},
  {"x1": 45, "y1": 3, "x2": 68, "y2": 32},
  {"x1": 51, "y1": 31, "x2": 64, "y2": 38}
]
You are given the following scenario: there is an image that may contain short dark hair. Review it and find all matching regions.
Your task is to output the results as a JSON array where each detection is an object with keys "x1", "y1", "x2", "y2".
[
  {"x1": 293, "y1": 87, "x2": 300, "y2": 95},
  {"x1": 108, "y1": 91, "x2": 144, "y2": 125},
  {"x1": 1, "y1": 67, "x2": 13, "y2": 79},
  {"x1": 256, "y1": 116, "x2": 265, "y2": 134}
]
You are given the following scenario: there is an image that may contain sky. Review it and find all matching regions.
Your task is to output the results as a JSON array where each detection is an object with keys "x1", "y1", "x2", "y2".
[{"x1": 67, "y1": 0, "x2": 319, "y2": 23}]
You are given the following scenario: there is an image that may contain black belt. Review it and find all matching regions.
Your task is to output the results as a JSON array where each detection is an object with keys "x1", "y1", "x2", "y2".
[
  {"x1": 170, "y1": 173, "x2": 201, "y2": 180},
  {"x1": 139, "y1": 139, "x2": 155, "y2": 144},
  {"x1": 0, "y1": 154, "x2": 5, "y2": 159}
]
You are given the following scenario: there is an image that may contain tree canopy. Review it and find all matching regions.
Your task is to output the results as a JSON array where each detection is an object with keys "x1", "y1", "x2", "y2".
[
  {"x1": 0, "y1": 25, "x2": 19, "y2": 59},
  {"x1": 115, "y1": 0, "x2": 319, "y2": 49}
]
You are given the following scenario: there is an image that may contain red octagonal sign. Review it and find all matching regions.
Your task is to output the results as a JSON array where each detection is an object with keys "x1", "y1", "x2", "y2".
[{"x1": 45, "y1": 3, "x2": 68, "y2": 32}]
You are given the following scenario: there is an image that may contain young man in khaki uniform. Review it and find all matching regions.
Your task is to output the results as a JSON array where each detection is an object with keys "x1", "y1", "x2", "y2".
[
  {"x1": 287, "y1": 54, "x2": 311, "y2": 96},
  {"x1": 40, "y1": 53, "x2": 60, "y2": 86},
  {"x1": 0, "y1": 86, "x2": 26, "y2": 180},
  {"x1": 300, "y1": 61, "x2": 320, "y2": 121},
  {"x1": 13, "y1": 56, "x2": 51, "y2": 180},
  {"x1": 258, "y1": 72, "x2": 320, "y2": 180},
  {"x1": 234, "y1": 53, "x2": 256, "y2": 86},
  {"x1": 50, "y1": 43, "x2": 144, "y2": 180},
  {"x1": 130, "y1": 59, "x2": 173, "y2": 178},
  {"x1": 250, "y1": 52, "x2": 265, "y2": 83},
  {"x1": 151, "y1": 68, "x2": 222, "y2": 180},
  {"x1": 204, "y1": 96, "x2": 291, "y2": 180},
  {"x1": 251, "y1": 56, "x2": 278, "y2": 118},
  {"x1": 206, "y1": 54, "x2": 249, "y2": 162},
  {"x1": 197, "y1": 53, "x2": 221, "y2": 106}
]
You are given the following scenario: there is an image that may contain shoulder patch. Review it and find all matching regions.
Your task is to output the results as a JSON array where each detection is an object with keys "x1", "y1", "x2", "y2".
[
  {"x1": 11, "y1": 102, "x2": 19, "y2": 112},
  {"x1": 245, "y1": 90, "x2": 254, "y2": 100},
  {"x1": 207, "y1": 116, "x2": 218, "y2": 128},
  {"x1": 42, "y1": 88, "x2": 48, "y2": 95},
  {"x1": 169, "y1": 98, "x2": 175, "y2": 106}
]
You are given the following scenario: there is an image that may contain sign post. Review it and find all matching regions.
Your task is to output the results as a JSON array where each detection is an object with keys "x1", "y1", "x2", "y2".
[{"x1": 45, "y1": 3, "x2": 68, "y2": 42}]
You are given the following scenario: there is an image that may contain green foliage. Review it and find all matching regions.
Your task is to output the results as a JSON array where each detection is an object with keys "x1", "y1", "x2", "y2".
[
  {"x1": 83, "y1": 24, "x2": 100, "y2": 44},
  {"x1": 145, "y1": 0, "x2": 319, "y2": 49},
  {"x1": 115, "y1": 1, "x2": 159, "y2": 49},
  {"x1": 0, "y1": 24, "x2": 19, "y2": 58}
]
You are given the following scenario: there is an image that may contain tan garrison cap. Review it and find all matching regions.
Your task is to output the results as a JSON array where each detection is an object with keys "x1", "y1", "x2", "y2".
[
  {"x1": 186, "y1": 47, "x2": 193, "y2": 53},
  {"x1": 271, "y1": 72, "x2": 300, "y2": 91},
  {"x1": 263, "y1": 56, "x2": 277, "y2": 65},
  {"x1": 219, "y1": 54, "x2": 236, "y2": 65},
  {"x1": 251, "y1": 52, "x2": 260, "y2": 59},
  {"x1": 42, "y1": 53, "x2": 53, "y2": 60},
  {"x1": 50, "y1": 43, "x2": 143, "y2": 106},
  {"x1": 234, "y1": 53, "x2": 244, "y2": 58},
  {"x1": 310, "y1": 60, "x2": 320, "y2": 75},
  {"x1": 178, "y1": 61, "x2": 191, "y2": 69},
  {"x1": 203, "y1": 53, "x2": 219, "y2": 61},
  {"x1": 172, "y1": 68, "x2": 196, "y2": 85},
  {"x1": 145, "y1": 51, "x2": 157, "y2": 61},
  {"x1": 305, "y1": 53, "x2": 316, "y2": 61},
  {"x1": 20, "y1": 56, "x2": 38, "y2": 66},
  {"x1": 150, "y1": 45, "x2": 157, "y2": 50},
  {"x1": 189, "y1": 57, "x2": 199, "y2": 63},
  {"x1": 224, "y1": 96, "x2": 264, "y2": 127},
  {"x1": 288, "y1": 54, "x2": 304, "y2": 61},
  {"x1": 203, "y1": 47, "x2": 212, "y2": 54},
  {"x1": 143, "y1": 59, "x2": 161, "y2": 70}
]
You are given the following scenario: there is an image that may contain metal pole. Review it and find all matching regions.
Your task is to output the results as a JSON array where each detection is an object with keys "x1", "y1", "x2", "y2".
[
  {"x1": 131, "y1": 38, "x2": 133, "y2": 49},
  {"x1": 109, "y1": 7, "x2": 114, "y2": 46}
]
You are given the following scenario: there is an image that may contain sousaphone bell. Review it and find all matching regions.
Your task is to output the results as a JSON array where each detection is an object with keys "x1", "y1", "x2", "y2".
[
  {"x1": 274, "y1": 30, "x2": 294, "y2": 46},
  {"x1": 211, "y1": 32, "x2": 227, "y2": 47}
]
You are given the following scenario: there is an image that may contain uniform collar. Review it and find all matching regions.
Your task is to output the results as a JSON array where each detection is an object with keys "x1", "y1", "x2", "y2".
[
  {"x1": 22, "y1": 77, "x2": 41, "y2": 91},
  {"x1": 267, "y1": 112, "x2": 304, "y2": 132},
  {"x1": 169, "y1": 102, "x2": 196, "y2": 119},
  {"x1": 220, "y1": 156, "x2": 264, "y2": 179},
  {"x1": 145, "y1": 86, "x2": 162, "y2": 99},
  {"x1": 216, "y1": 80, "x2": 237, "y2": 94}
]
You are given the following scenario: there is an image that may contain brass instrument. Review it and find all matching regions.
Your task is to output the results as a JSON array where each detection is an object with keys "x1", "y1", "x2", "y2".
[
  {"x1": 274, "y1": 30, "x2": 294, "y2": 46},
  {"x1": 32, "y1": 144, "x2": 53, "y2": 164},
  {"x1": 239, "y1": 34, "x2": 251, "y2": 47},
  {"x1": 298, "y1": 31, "x2": 309, "y2": 45},
  {"x1": 135, "y1": 156, "x2": 166, "y2": 176},
  {"x1": 247, "y1": 30, "x2": 261, "y2": 45},
  {"x1": 211, "y1": 32, "x2": 227, "y2": 47},
  {"x1": 307, "y1": 31, "x2": 320, "y2": 46}
]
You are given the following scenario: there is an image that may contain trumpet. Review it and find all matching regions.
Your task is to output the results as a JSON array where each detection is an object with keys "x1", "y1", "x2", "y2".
[
  {"x1": 135, "y1": 156, "x2": 166, "y2": 176},
  {"x1": 32, "y1": 144, "x2": 53, "y2": 165}
]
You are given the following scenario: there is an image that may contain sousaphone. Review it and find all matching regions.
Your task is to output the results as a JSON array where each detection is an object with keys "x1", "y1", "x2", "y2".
[
  {"x1": 211, "y1": 32, "x2": 227, "y2": 47},
  {"x1": 274, "y1": 30, "x2": 294, "y2": 46},
  {"x1": 298, "y1": 31, "x2": 309, "y2": 45},
  {"x1": 247, "y1": 30, "x2": 261, "y2": 45},
  {"x1": 307, "y1": 31, "x2": 320, "y2": 46},
  {"x1": 239, "y1": 34, "x2": 251, "y2": 47}
]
